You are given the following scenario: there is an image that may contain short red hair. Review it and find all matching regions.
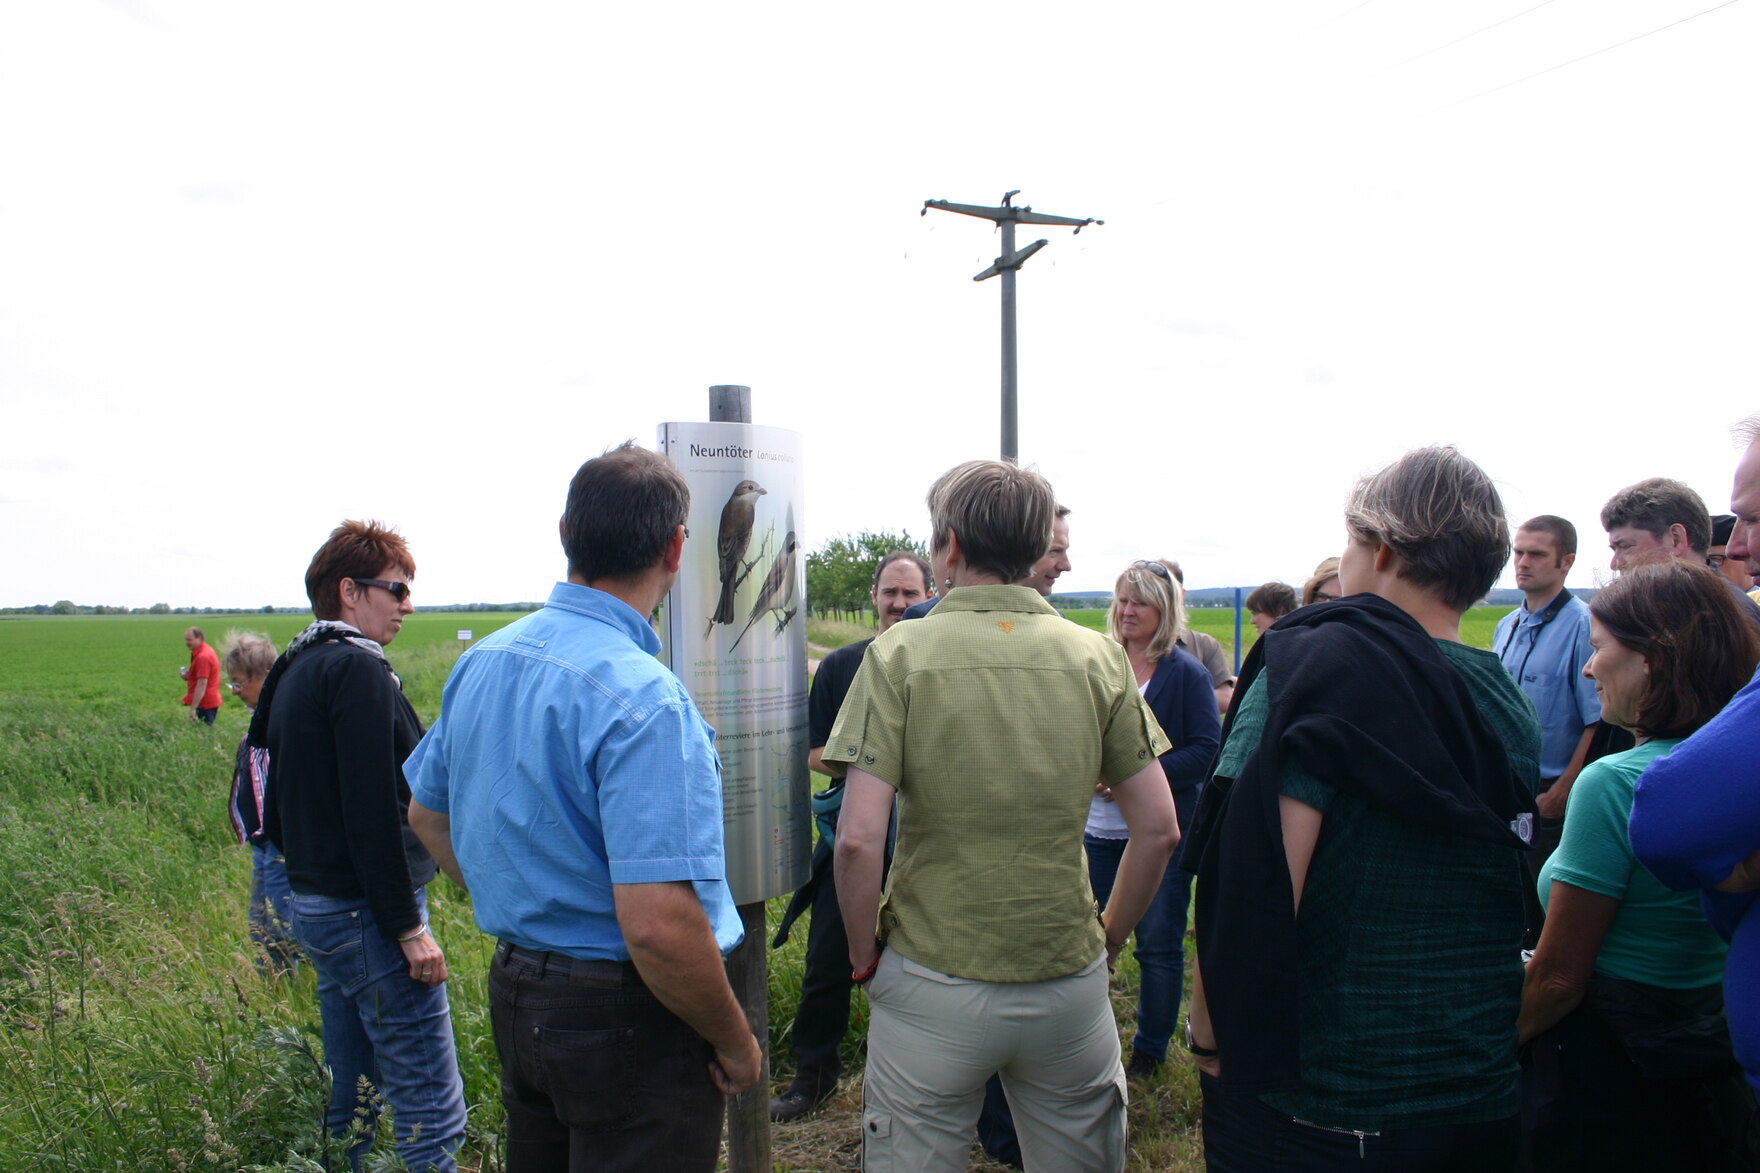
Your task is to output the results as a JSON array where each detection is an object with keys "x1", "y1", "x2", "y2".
[{"x1": 304, "y1": 520, "x2": 415, "y2": 620}]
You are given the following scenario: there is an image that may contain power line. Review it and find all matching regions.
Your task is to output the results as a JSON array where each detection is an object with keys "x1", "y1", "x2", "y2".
[
  {"x1": 1378, "y1": 0, "x2": 1558, "y2": 75},
  {"x1": 1305, "y1": 0, "x2": 1378, "y2": 36},
  {"x1": 1433, "y1": 0, "x2": 1745, "y2": 114}
]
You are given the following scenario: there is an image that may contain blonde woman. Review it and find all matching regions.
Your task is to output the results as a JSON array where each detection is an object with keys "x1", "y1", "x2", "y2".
[{"x1": 1086, "y1": 558, "x2": 1221, "y2": 1078}]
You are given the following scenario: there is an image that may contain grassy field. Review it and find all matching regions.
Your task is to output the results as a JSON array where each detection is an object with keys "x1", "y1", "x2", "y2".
[
  {"x1": 1067, "y1": 604, "x2": 1509, "y2": 665},
  {"x1": 0, "y1": 605, "x2": 1513, "y2": 1171}
]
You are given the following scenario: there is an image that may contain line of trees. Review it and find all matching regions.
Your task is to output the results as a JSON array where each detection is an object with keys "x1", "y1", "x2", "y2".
[
  {"x1": 3, "y1": 601, "x2": 542, "y2": 616},
  {"x1": 805, "y1": 530, "x2": 930, "y2": 623},
  {"x1": 1, "y1": 601, "x2": 277, "y2": 616}
]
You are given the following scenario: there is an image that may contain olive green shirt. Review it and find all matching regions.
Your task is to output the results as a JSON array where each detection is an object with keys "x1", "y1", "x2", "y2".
[{"x1": 825, "y1": 584, "x2": 1170, "y2": 982}]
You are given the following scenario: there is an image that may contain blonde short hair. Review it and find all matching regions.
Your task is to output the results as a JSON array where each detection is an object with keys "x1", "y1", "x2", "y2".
[
  {"x1": 926, "y1": 460, "x2": 1056, "y2": 583},
  {"x1": 1301, "y1": 557, "x2": 1341, "y2": 606},
  {"x1": 222, "y1": 631, "x2": 277, "y2": 680}
]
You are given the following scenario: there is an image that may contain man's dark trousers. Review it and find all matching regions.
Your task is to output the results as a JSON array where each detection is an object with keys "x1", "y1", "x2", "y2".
[
  {"x1": 791, "y1": 838, "x2": 853, "y2": 1088},
  {"x1": 490, "y1": 944, "x2": 725, "y2": 1172}
]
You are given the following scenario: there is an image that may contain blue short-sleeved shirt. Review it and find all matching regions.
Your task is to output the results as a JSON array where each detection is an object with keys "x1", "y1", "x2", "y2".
[
  {"x1": 1493, "y1": 593, "x2": 1600, "y2": 779},
  {"x1": 407, "y1": 581, "x2": 743, "y2": 960}
]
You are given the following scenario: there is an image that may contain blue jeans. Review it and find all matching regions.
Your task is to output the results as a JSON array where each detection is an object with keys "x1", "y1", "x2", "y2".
[
  {"x1": 489, "y1": 943, "x2": 726, "y2": 1172},
  {"x1": 288, "y1": 889, "x2": 466, "y2": 1172},
  {"x1": 1084, "y1": 784, "x2": 1197, "y2": 1063},
  {"x1": 249, "y1": 841, "x2": 300, "y2": 978}
]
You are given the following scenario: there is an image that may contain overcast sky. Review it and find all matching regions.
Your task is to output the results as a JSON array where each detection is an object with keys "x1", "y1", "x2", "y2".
[{"x1": 3, "y1": 0, "x2": 1755, "y2": 609}]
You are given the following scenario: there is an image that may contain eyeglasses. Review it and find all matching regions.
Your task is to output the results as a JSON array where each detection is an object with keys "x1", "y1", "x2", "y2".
[
  {"x1": 1709, "y1": 554, "x2": 1727, "y2": 570},
  {"x1": 1313, "y1": 590, "x2": 1342, "y2": 602},
  {"x1": 352, "y1": 577, "x2": 412, "y2": 603},
  {"x1": 1131, "y1": 560, "x2": 1172, "y2": 580},
  {"x1": 227, "y1": 680, "x2": 252, "y2": 694}
]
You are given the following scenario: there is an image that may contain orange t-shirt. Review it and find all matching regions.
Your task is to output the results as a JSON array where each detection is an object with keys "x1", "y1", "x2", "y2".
[{"x1": 183, "y1": 642, "x2": 223, "y2": 710}]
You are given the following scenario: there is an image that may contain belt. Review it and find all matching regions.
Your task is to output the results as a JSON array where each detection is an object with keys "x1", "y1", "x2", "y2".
[{"x1": 494, "y1": 940, "x2": 645, "y2": 988}]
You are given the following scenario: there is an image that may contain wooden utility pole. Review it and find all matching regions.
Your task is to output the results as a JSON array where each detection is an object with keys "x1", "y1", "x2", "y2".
[
  {"x1": 708, "y1": 383, "x2": 773, "y2": 1173},
  {"x1": 922, "y1": 191, "x2": 1102, "y2": 462}
]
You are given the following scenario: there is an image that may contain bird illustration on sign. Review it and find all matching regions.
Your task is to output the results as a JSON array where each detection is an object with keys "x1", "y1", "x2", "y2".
[
  {"x1": 731, "y1": 529, "x2": 799, "y2": 652},
  {"x1": 705, "y1": 479, "x2": 766, "y2": 639}
]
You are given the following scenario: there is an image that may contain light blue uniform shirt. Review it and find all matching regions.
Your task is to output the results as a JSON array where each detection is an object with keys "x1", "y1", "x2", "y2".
[
  {"x1": 407, "y1": 581, "x2": 743, "y2": 960},
  {"x1": 1493, "y1": 592, "x2": 1600, "y2": 779}
]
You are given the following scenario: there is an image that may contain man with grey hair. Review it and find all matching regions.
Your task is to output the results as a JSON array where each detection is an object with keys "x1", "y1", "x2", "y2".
[{"x1": 1631, "y1": 412, "x2": 1760, "y2": 1100}]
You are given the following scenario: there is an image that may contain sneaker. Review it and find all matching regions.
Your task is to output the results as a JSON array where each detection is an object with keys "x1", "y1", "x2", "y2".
[
  {"x1": 1124, "y1": 1050, "x2": 1162, "y2": 1081},
  {"x1": 769, "y1": 1079, "x2": 838, "y2": 1123}
]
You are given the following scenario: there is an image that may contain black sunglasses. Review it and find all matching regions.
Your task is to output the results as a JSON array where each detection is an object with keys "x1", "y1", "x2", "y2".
[
  {"x1": 1131, "y1": 560, "x2": 1172, "y2": 580},
  {"x1": 352, "y1": 577, "x2": 412, "y2": 603}
]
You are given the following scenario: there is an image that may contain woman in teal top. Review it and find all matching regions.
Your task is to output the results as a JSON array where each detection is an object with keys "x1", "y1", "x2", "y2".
[{"x1": 1518, "y1": 560, "x2": 1760, "y2": 1172}]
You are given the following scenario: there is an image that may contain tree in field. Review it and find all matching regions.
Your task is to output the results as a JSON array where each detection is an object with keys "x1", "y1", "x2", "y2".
[
  {"x1": 806, "y1": 531, "x2": 929, "y2": 624},
  {"x1": 49, "y1": 600, "x2": 76, "y2": 615}
]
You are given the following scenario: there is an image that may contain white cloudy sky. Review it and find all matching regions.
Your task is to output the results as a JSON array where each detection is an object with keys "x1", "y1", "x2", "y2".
[{"x1": 2, "y1": 0, "x2": 1755, "y2": 609}]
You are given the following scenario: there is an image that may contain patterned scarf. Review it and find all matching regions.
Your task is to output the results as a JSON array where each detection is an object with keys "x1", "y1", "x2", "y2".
[{"x1": 247, "y1": 620, "x2": 397, "y2": 747}]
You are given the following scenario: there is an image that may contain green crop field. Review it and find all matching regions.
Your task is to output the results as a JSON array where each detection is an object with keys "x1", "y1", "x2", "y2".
[
  {"x1": 0, "y1": 613, "x2": 530, "y2": 1172},
  {"x1": 1066, "y1": 604, "x2": 1508, "y2": 659},
  {"x1": 0, "y1": 604, "x2": 1517, "y2": 1171}
]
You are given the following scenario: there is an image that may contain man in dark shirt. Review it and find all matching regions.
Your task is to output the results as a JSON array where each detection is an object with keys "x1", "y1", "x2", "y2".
[{"x1": 770, "y1": 551, "x2": 931, "y2": 1122}]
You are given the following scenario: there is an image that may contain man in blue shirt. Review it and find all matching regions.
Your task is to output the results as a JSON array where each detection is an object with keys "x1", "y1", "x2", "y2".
[
  {"x1": 1492, "y1": 514, "x2": 1601, "y2": 949},
  {"x1": 407, "y1": 442, "x2": 760, "y2": 1172}
]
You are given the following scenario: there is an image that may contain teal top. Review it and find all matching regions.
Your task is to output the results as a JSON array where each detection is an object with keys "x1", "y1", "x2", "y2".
[
  {"x1": 1539, "y1": 739, "x2": 1727, "y2": 989},
  {"x1": 1213, "y1": 640, "x2": 1538, "y2": 1131}
]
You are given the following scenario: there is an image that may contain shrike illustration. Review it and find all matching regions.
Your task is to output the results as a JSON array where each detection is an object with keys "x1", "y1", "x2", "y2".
[
  {"x1": 705, "y1": 479, "x2": 766, "y2": 638},
  {"x1": 731, "y1": 530, "x2": 799, "y2": 652}
]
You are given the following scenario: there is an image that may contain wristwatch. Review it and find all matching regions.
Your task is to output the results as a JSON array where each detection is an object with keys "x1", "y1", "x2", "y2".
[{"x1": 1183, "y1": 1020, "x2": 1219, "y2": 1058}]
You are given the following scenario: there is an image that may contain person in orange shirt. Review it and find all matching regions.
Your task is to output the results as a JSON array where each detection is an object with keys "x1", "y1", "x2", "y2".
[{"x1": 180, "y1": 626, "x2": 223, "y2": 724}]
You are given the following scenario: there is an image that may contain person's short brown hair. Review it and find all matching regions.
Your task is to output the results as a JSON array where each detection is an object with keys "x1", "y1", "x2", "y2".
[
  {"x1": 1344, "y1": 446, "x2": 1509, "y2": 613},
  {"x1": 562, "y1": 441, "x2": 691, "y2": 583},
  {"x1": 185, "y1": 626, "x2": 204, "y2": 643},
  {"x1": 926, "y1": 460, "x2": 1056, "y2": 583},
  {"x1": 1246, "y1": 581, "x2": 1298, "y2": 618},
  {"x1": 222, "y1": 631, "x2": 277, "y2": 680},
  {"x1": 1599, "y1": 478, "x2": 1711, "y2": 556},
  {"x1": 872, "y1": 550, "x2": 932, "y2": 592},
  {"x1": 305, "y1": 520, "x2": 415, "y2": 620},
  {"x1": 1590, "y1": 560, "x2": 1760, "y2": 739},
  {"x1": 1517, "y1": 515, "x2": 1578, "y2": 560}
]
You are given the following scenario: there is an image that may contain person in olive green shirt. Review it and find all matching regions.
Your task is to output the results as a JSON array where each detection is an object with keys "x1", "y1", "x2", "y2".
[{"x1": 829, "y1": 459, "x2": 1178, "y2": 1173}]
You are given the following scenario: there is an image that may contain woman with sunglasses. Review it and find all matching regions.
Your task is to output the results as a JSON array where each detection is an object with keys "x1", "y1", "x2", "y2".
[
  {"x1": 1518, "y1": 560, "x2": 1760, "y2": 1171},
  {"x1": 1086, "y1": 557, "x2": 1221, "y2": 1079},
  {"x1": 251, "y1": 520, "x2": 465, "y2": 1172}
]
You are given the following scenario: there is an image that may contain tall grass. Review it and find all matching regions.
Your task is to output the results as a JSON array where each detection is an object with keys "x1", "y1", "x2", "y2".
[
  {"x1": 0, "y1": 605, "x2": 1519, "y2": 1171},
  {"x1": 0, "y1": 615, "x2": 525, "y2": 1171}
]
